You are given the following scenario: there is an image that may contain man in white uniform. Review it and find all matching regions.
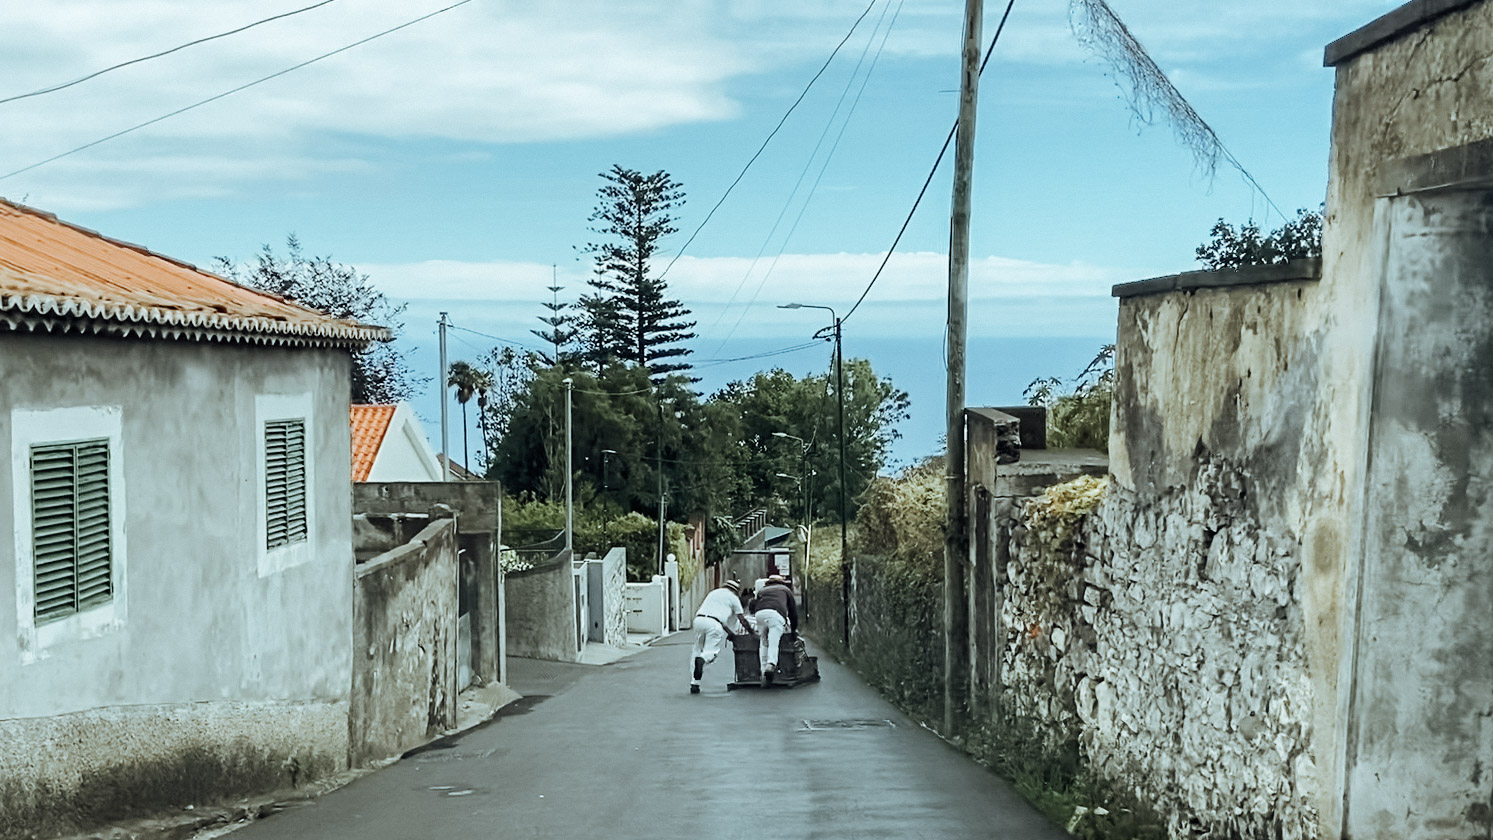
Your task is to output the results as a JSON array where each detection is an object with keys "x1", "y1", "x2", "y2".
[{"x1": 691, "y1": 579, "x2": 753, "y2": 694}]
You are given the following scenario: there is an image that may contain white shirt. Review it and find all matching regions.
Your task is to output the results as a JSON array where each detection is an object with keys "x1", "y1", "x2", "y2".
[{"x1": 696, "y1": 587, "x2": 748, "y2": 633}]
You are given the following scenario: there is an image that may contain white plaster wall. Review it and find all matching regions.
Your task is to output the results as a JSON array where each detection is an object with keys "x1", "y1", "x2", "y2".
[
  {"x1": 366, "y1": 404, "x2": 442, "y2": 482},
  {"x1": 0, "y1": 333, "x2": 354, "y2": 836}
]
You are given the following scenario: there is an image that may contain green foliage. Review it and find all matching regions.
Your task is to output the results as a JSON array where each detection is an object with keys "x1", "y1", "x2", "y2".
[
  {"x1": 532, "y1": 277, "x2": 579, "y2": 366},
  {"x1": 488, "y1": 356, "x2": 908, "y2": 537},
  {"x1": 965, "y1": 717, "x2": 1165, "y2": 840},
  {"x1": 1195, "y1": 206, "x2": 1323, "y2": 270},
  {"x1": 1025, "y1": 345, "x2": 1113, "y2": 452},
  {"x1": 720, "y1": 359, "x2": 910, "y2": 526},
  {"x1": 852, "y1": 456, "x2": 944, "y2": 569},
  {"x1": 579, "y1": 166, "x2": 695, "y2": 377},
  {"x1": 501, "y1": 497, "x2": 686, "y2": 581},
  {"x1": 213, "y1": 235, "x2": 423, "y2": 404}
]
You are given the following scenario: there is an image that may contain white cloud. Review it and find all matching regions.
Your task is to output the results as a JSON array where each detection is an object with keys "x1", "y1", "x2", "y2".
[
  {"x1": 364, "y1": 250, "x2": 1128, "y2": 340},
  {"x1": 0, "y1": 0, "x2": 1391, "y2": 208}
]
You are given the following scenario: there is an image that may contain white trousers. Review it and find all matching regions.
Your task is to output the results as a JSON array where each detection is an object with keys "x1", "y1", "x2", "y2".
[
  {"x1": 756, "y1": 609, "x2": 787, "y2": 673},
  {"x1": 691, "y1": 618, "x2": 728, "y2": 686}
]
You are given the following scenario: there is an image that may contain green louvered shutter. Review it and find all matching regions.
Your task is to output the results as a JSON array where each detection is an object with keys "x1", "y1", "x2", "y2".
[
  {"x1": 265, "y1": 419, "x2": 307, "y2": 550},
  {"x1": 31, "y1": 439, "x2": 112, "y2": 622}
]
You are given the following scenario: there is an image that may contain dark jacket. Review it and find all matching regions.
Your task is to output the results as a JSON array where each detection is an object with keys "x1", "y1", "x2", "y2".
[{"x1": 752, "y1": 583, "x2": 799, "y2": 631}]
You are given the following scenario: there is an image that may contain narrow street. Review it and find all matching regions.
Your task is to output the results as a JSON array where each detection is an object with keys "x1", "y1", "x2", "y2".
[{"x1": 228, "y1": 637, "x2": 1070, "y2": 840}]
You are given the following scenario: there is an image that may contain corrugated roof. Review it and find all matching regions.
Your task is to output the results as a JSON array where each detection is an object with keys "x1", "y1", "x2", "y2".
[
  {"x1": 350, "y1": 404, "x2": 397, "y2": 482},
  {"x1": 0, "y1": 197, "x2": 390, "y2": 347}
]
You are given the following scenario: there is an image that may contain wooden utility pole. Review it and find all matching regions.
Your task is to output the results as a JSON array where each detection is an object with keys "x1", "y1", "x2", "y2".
[
  {"x1": 439, "y1": 312, "x2": 451, "y2": 481},
  {"x1": 944, "y1": 0, "x2": 982, "y2": 737}
]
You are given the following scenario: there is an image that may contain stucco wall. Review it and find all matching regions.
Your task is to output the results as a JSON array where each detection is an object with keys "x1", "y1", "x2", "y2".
[
  {"x1": 505, "y1": 550, "x2": 579, "y2": 662},
  {"x1": 1321, "y1": 5, "x2": 1493, "y2": 837},
  {"x1": 350, "y1": 517, "x2": 458, "y2": 767},
  {"x1": 0, "y1": 333, "x2": 353, "y2": 838}
]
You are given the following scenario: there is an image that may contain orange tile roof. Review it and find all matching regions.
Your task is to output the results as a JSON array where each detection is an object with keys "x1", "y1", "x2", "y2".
[
  {"x1": 0, "y1": 197, "x2": 389, "y2": 347},
  {"x1": 350, "y1": 404, "x2": 397, "y2": 482}
]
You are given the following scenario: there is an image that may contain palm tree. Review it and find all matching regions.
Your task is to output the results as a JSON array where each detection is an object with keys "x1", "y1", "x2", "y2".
[
  {"x1": 448, "y1": 361, "x2": 482, "y2": 473},
  {"x1": 471, "y1": 368, "x2": 496, "y2": 472}
]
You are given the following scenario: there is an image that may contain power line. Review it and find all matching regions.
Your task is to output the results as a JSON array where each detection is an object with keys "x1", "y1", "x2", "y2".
[
  {"x1": 0, "y1": 0, "x2": 477, "y2": 183},
  {"x1": 692, "y1": 341, "x2": 826, "y2": 369},
  {"x1": 713, "y1": 0, "x2": 906, "y2": 352},
  {"x1": 447, "y1": 323, "x2": 547, "y2": 353},
  {"x1": 842, "y1": 0, "x2": 1016, "y2": 325},
  {"x1": 0, "y1": 0, "x2": 343, "y2": 107},
  {"x1": 656, "y1": 0, "x2": 879, "y2": 282}
]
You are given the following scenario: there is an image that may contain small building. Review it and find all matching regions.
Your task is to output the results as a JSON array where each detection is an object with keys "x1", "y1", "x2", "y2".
[
  {"x1": 350, "y1": 402, "x2": 443, "y2": 482},
  {"x1": 0, "y1": 198, "x2": 387, "y2": 839}
]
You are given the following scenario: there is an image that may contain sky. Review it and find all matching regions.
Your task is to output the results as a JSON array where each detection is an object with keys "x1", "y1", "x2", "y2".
[{"x1": 0, "y1": 0, "x2": 1398, "y2": 465}]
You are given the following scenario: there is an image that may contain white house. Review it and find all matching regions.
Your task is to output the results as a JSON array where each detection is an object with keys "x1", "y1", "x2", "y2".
[
  {"x1": 350, "y1": 402, "x2": 443, "y2": 482},
  {"x1": 0, "y1": 197, "x2": 387, "y2": 839}
]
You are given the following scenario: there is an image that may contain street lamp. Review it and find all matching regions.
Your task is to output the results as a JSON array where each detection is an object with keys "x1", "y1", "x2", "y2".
[{"x1": 779, "y1": 302, "x2": 850, "y2": 651}]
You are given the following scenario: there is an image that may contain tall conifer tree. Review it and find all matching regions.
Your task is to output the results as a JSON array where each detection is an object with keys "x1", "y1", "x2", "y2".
[{"x1": 579, "y1": 166, "x2": 695, "y2": 377}]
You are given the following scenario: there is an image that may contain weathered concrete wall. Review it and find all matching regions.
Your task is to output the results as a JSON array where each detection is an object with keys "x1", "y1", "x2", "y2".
[
  {"x1": 353, "y1": 481, "x2": 501, "y2": 533},
  {"x1": 586, "y1": 548, "x2": 626, "y2": 646},
  {"x1": 505, "y1": 550, "x2": 579, "y2": 662},
  {"x1": 1340, "y1": 187, "x2": 1493, "y2": 838},
  {"x1": 0, "y1": 334, "x2": 353, "y2": 838},
  {"x1": 1321, "y1": 4, "x2": 1493, "y2": 836},
  {"x1": 1018, "y1": 263, "x2": 1322, "y2": 839},
  {"x1": 350, "y1": 517, "x2": 458, "y2": 767},
  {"x1": 0, "y1": 701, "x2": 347, "y2": 840}
]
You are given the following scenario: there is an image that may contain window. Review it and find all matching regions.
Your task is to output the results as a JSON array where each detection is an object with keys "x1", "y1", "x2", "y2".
[
  {"x1": 30, "y1": 439, "x2": 113, "y2": 622},
  {"x1": 11, "y1": 405, "x2": 127, "y2": 660},
  {"x1": 264, "y1": 418, "x2": 308, "y2": 550},
  {"x1": 255, "y1": 394, "x2": 315, "y2": 577}
]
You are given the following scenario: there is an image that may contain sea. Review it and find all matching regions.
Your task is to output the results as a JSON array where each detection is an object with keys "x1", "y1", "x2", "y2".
[{"x1": 407, "y1": 334, "x2": 1112, "y2": 472}]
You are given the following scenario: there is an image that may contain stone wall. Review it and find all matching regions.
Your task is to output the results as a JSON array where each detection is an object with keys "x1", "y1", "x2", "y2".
[
  {"x1": 999, "y1": 471, "x2": 1315, "y2": 840},
  {"x1": 505, "y1": 550, "x2": 580, "y2": 662},
  {"x1": 350, "y1": 516, "x2": 459, "y2": 767}
]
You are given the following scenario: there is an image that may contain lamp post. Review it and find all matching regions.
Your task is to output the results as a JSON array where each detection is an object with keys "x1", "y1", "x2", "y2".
[
  {"x1": 779, "y1": 302, "x2": 850, "y2": 650},
  {"x1": 563, "y1": 377, "x2": 574, "y2": 555}
]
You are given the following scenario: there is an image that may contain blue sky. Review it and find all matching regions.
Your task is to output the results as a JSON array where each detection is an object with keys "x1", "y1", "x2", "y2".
[{"x1": 0, "y1": 0, "x2": 1396, "y2": 463}]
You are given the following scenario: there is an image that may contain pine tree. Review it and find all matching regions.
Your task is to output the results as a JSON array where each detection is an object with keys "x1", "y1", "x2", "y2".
[
  {"x1": 579, "y1": 165, "x2": 696, "y2": 377},
  {"x1": 531, "y1": 266, "x2": 578, "y2": 366}
]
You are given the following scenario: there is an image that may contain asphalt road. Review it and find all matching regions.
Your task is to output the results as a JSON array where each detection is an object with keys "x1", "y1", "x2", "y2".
[{"x1": 229, "y1": 636, "x2": 1072, "y2": 840}]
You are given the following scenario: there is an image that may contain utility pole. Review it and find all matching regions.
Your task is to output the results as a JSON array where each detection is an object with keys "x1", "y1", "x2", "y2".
[
  {"x1": 439, "y1": 312, "x2": 451, "y2": 481},
  {"x1": 833, "y1": 316, "x2": 849, "y2": 652},
  {"x1": 657, "y1": 399, "x2": 667, "y2": 577},
  {"x1": 563, "y1": 377, "x2": 574, "y2": 554},
  {"x1": 944, "y1": 0, "x2": 982, "y2": 737}
]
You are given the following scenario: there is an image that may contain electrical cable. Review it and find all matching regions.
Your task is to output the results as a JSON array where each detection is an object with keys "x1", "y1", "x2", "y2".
[
  {"x1": 703, "y1": 0, "x2": 894, "y2": 347},
  {"x1": 0, "y1": 0, "x2": 478, "y2": 182},
  {"x1": 713, "y1": 0, "x2": 907, "y2": 351},
  {"x1": 656, "y1": 0, "x2": 879, "y2": 282},
  {"x1": 841, "y1": 0, "x2": 1016, "y2": 325},
  {"x1": 448, "y1": 323, "x2": 547, "y2": 353},
  {"x1": 0, "y1": 0, "x2": 344, "y2": 106},
  {"x1": 691, "y1": 341, "x2": 826, "y2": 369}
]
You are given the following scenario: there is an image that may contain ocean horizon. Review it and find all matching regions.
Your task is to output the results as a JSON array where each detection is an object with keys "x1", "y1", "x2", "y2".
[{"x1": 410, "y1": 333, "x2": 1112, "y2": 473}]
